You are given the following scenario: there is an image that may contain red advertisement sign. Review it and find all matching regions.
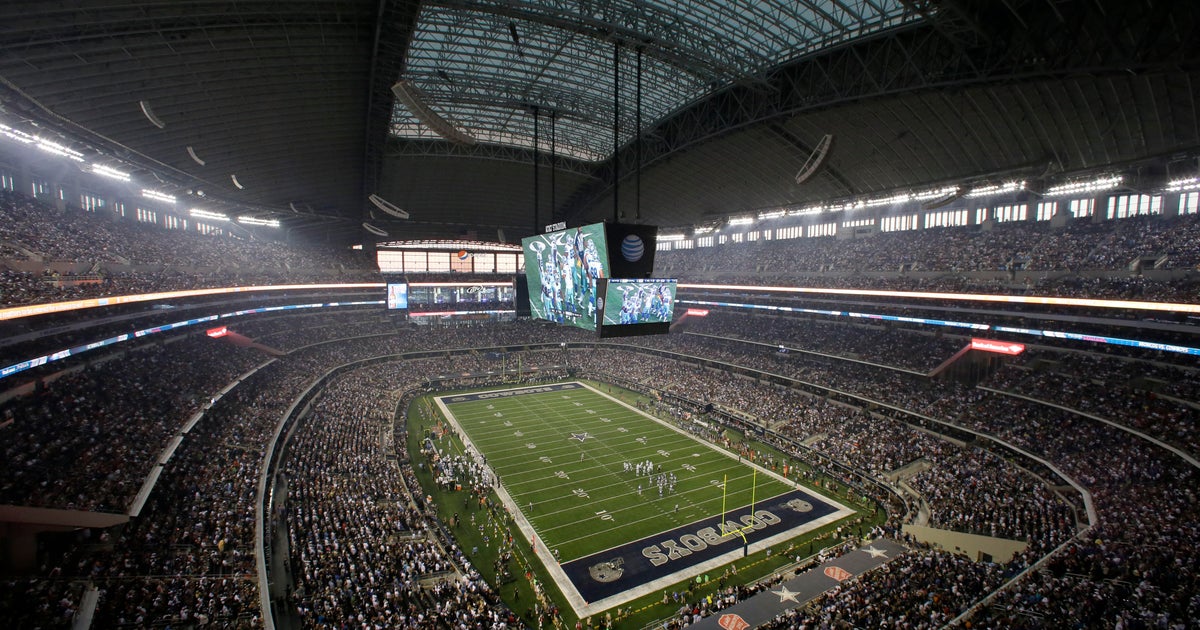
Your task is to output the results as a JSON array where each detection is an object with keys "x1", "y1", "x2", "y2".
[
  {"x1": 206, "y1": 326, "x2": 228, "y2": 338},
  {"x1": 970, "y1": 338, "x2": 1025, "y2": 355},
  {"x1": 685, "y1": 308, "x2": 710, "y2": 317}
]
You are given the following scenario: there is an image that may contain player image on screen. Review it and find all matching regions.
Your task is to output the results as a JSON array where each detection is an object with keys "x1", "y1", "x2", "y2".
[
  {"x1": 602, "y1": 279, "x2": 676, "y2": 326},
  {"x1": 521, "y1": 224, "x2": 609, "y2": 331},
  {"x1": 386, "y1": 282, "x2": 409, "y2": 309}
]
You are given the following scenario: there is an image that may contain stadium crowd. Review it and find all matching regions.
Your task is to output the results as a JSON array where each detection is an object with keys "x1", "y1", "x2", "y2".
[
  {"x1": 0, "y1": 336, "x2": 263, "y2": 512},
  {"x1": 656, "y1": 211, "x2": 1200, "y2": 276},
  {"x1": 0, "y1": 191, "x2": 379, "y2": 307},
  {"x1": 4, "y1": 189, "x2": 1200, "y2": 313},
  {"x1": 0, "y1": 225, "x2": 1197, "y2": 629}
]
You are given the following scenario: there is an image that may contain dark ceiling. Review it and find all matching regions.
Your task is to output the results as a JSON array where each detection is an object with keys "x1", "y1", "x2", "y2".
[{"x1": 0, "y1": 0, "x2": 1197, "y2": 244}]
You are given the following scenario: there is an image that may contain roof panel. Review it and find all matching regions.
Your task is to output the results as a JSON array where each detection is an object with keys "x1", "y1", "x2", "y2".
[{"x1": 392, "y1": 0, "x2": 921, "y2": 160}]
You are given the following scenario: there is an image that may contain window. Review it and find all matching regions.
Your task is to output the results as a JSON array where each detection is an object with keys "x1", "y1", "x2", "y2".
[
  {"x1": 674, "y1": 239, "x2": 694, "y2": 249},
  {"x1": 730, "y1": 233, "x2": 744, "y2": 243},
  {"x1": 450, "y1": 251, "x2": 472, "y2": 273},
  {"x1": 775, "y1": 226, "x2": 803, "y2": 239},
  {"x1": 30, "y1": 179, "x2": 48, "y2": 198},
  {"x1": 1180, "y1": 192, "x2": 1199, "y2": 215},
  {"x1": 1035, "y1": 201, "x2": 1057, "y2": 221},
  {"x1": 747, "y1": 231, "x2": 759, "y2": 241},
  {"x1": 924, "y1": 209, "x2": 968, "y2": 228},
  {"x1": 697, "y1": 236, "x2": 714, "y2": 247},
  {"x1": 165, "y1": 215, "x2": 181, "y2": 229},
  {"x1": 377, "y1": 251, "x2": 403, "y2": 273},
  {"x1": 842, "y1": 218, "x2": 875, "y2": 228},
  {"x1": 656, "y1": 241, "x2": 672, "y2": 251},
  {"x1": 718, "y1": 234, "x2": 728, "y2": 245},
  {"x1": 807, "y1": 222, "x2": 836, "y2": 238},
  {"x1": 473, "y1": 252, "x2": 496, "y2": 273},
  {"x1": 0, "y1": 173, "x2": 14, "y2": 191},
  {"x1": 112, "y1": 201, "x2": 126, "y2": 218},
  {"x1": 881, "y1": 214, "x2": 919, "y2": 232},
  {"x1": 427, "y1": 252, "x2": 451, "y2": 272},
  {"x1": 993, "y1": 204, "x2": 1027, "y2": 223},
  {"x1": 403, "y1": 251, "x2": 427, "y2": 272},
  {"x1": 81, "y1": 193, "x2": 106, "y2": 211},
  {"x1": 196, "y1": 221, "x2": 222, "y2": 235},
  {"x1": 497, "y1": 252, "x2": 520, "y2": 273},
  {"x1": 1069, "y1": 198, "x2": 1094, "y2": 218},
  {"x1": 1107, "y1": 194, "x2": 1161, "y2": 219},
  {"x1": 136, "y1": 208, "x2": 157, "y2": 224},
  {"x1": 975, "y1": 208, "x2": 988, "y2": 224}
]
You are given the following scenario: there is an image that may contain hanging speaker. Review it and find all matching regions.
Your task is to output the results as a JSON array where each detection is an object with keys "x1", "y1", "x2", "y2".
[{"x1": 795, "y1": 134, "x2": 833, "y2": 185}]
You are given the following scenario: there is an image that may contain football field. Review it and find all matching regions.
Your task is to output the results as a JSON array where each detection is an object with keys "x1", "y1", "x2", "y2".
[{"x1": 434, "y1": 382, "x2": 855, "y2": 615}]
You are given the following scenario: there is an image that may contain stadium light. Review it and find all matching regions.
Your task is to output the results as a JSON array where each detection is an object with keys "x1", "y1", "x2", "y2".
[
  {"x1": 32, "y1": 136, "x2": 84, "y2": 162},
  {"x1": 190, "y1": 208, "x2": 230, "y2": 222},
  {"x1": 91, "y1": 164, "x2": 131, "y2": 182},
  {"x1": 728, "y1": 217, "x2": 754, "y2": 226},
  {"x1": 658, "y1": 233, "x2": 686, "y2": 241},
  {"x1": 787, "y1": 204, "x2": 825, "y2": 216},
  {"x1": 965, "y1": 181, "x2": 1024, "y2": 198},
  {"x1": 757, "y1": 209, "x2": 786, "y2": 220},
  {"x1": 1045, "y1": 175, "x2": 1122, "y2": 197},
  {"x1": 0, "y1": 124, "x2": 35, "y2": 144},
  {"x1": 693, "y1": 226, "x2": 715, "y2": 235},
  {"x1": 237, "y1": 216, "x2": 280, "y2": 227},
  {"x1": 1166, "y1": 177, "x2": 1200, "y2": 193},
  {"x1": 141, "y1": 189, "x2": 177, "y2": 204}
]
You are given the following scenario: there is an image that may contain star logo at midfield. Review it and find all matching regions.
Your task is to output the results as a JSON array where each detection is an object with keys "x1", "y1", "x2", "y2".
[
  {"x1": 772, "y1": 585, "x2": 799, "y2": 603},
  {"x1": 862, "y1": 545, "x2": 888, "y2": 559},
  {"x1": 570, "y1": 432, "x2": 592, "y2": 442}
]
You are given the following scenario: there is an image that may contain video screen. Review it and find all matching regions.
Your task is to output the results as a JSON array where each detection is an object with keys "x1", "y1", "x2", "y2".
[
  {"x1": 386, "y1": 283, "x2": 409, "y2": 310},
  {"x1": 597, "y1": 278, "x2": 676, "y2": 338},
  {"x1": 521, "y1": 223, "x2": 609, "y2": 331}
]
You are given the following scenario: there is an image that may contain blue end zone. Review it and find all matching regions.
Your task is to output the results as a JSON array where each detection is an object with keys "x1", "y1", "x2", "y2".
[{"x1": 560, "y1": 488, "x2": 840, "y2": 603}]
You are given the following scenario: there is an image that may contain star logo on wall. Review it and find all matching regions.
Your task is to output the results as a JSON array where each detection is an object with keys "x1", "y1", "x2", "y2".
[{"x1": 570, "y1": 432, "x2": 591, "y2": 442}]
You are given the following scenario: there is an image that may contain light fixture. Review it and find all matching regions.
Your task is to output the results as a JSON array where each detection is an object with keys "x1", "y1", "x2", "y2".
[
  {"x1": 0, "y1": 124, "x2": 35, "y2": 144},
  {"x1": 187, "y1": 146, "x2": 206, "y2": 166},
  {"x1": 91, "y1": 164, "x2": 131, "y2": 182},
  {"x1": 965, "y1": 181, "x2": 1025, "y2": 198},
  {"x1": 190, "y1": 208, "x2": 230, "y2": 222},
  {"x1": 1166, "y1": 177, "x2": 1199, "y2": 193},
  {"x1": 1045, "y1": 175, "x2": 1122, "y2": 197},
  {"x1": 230, "y1": 174, "x2": 244, "y2": 189},
  {"x1": 33, "y1": 137, "x2": 84, "y2": 162},
  {"x1": 237, "y1": 216, "x2": 279, "y2": 227},
  {"x1": 787, "y1": 204, "x2": 826, "y2": 216},
  {"x1": 658, "y1": 233, "x2": 686, "y2": 241},
  {"x1": 728, "y1": 217, "x2": 755, "y2": 226},
  {"x1": 757, "y1": 209, "x2": 786, "y2": 220},
  {"x1": 141, "y1": 189, "x2": 177, "y2": 204}
]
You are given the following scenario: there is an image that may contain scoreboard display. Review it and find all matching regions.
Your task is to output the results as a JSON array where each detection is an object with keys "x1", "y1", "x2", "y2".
[
  {"x1": 521, "y1": 224, "x2": 610, "y2": 331},
  {"x1": 522, "y1": 222, "x2": 669, "y2": 337},
  {"x1": 596, "y1": 278, "x2": 676, "y2": 338}
]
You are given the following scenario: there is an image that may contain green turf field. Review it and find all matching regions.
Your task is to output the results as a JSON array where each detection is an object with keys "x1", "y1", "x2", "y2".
[{"x1": 436, "y1": 382, "x2": 819, "y2": 563}]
